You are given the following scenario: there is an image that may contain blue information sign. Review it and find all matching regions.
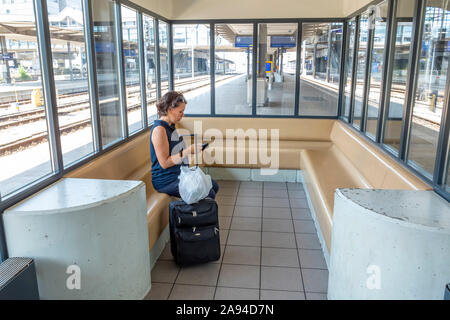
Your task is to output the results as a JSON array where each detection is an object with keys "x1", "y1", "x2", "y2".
[
  {"x1": 270, "y1": 36, "x2": 296, "y2": 48},
  {"x1": 235, "y1": 36, "x2": 253, "y2": 48}
]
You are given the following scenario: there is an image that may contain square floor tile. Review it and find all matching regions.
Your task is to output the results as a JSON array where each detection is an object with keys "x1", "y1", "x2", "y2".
[
  {"x1": 144, "y1": 282, "x2": 172, "y2": 300},
  {"x1": 306, "y1": 292, "x2": 328, "y2": 300},
  {"x1": 214, "y1": 287, "x2": 259, "y2": 300},
  {"x1": 262, "y1": 232, "x2": 297, "y2": 249},
  {"x1": 218, "y1": 205, "x2": 234, "y2": 217},
  {"x1": 238, "y1": 188, "x2": 263, "y2": 197},
  {"x1": 293, "y1": 220, "x2": 317, "y2": 234},
  {"x1": 291, "y1": 208, "x2": 313, "y2": 220},
  {"x1": 263, "y1": 197, "x2": 290, "y2": 208},
  {"x1": 216, "y1": 195, "x2": 236, "y2": 206},
  {"x1": 290, "y1": 197, "x2": 309, "y2": 209},
  {"x1": 260, "y1": 290, "x2": 305, "y2": 300},
  {"x1": 168, "y1": 284, "x2": 215, "y2": 300},
  {"x1": 227, "y1": 230, "x2": 261, "y2": 247},
  {"x1": 236, "y1": 196, "x2": 262, "y2": 207},
  {"x1": 151, "y1": 261, "x2": 180, "y2": 283},
  {"x1": 220, "y1": 229, "x2": 229, "y2": 245},
  {"x1": 240, "y1": 181, "x2": 263, "y2": 189},
  {"x1": 263, "y1": 189, "x2": 289, "y2": 198},
  {"x1": 176, "y1": 263, "x2": 221, "y2": 286},
  {"x1": 261, "y1": 247, "x2": 299, "y2": 268},
  {"x1": 301, "y1": 269, "x2": 329, "y2": 293},
  {"x1": 262, "y1": 207, "x2": 292, "y2": 220},
  {"x1": 261, "y1": 266, "x2": 303, "y2": 291},
  {"x1": 263, "y1": 182, "x2": 287, "y2": 190},
  {"x1": 298, "y1": 249, "x2": 327, "y2": 269},
  {"x1": 230, "y1": 217, "x2": 262, "y2": 231},
  {"x1": 218, "y1": 180, "x2": 240, "y2": 188},
  {"x1": 223, "y1": 245, "x2": 261, "y2": 266},
  {"x1": 287, "y1": 183, "x2": 303, "y2": 191},
  {"x1": 218, "y1": 264, "x2": 260, "y2": 289},
  {"x1": 288, "y1": 190, "x2": 307, "y2": 199},
  {"x1": 159, "y1": 242, "x2": 173, "y2": 261},
  {"x1": 219, "y1": 216, "x2": 232, "y2": 230},
  {"x1": 296, "y1": 233, "x2": 322, "y2": 250},
  {"x1": 263, "y1": 219, "x2": 294, "y2": 233},
  {"x1": 218, "y1": 187, "x2": 239, "y2": 196},
  {"x1": 234, "y1": 206, "x2": 262, "y2": 218}
]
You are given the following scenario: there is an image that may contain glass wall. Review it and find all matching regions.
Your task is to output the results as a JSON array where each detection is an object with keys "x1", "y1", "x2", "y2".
[
  {"x1": 353, "y1": 13, "x2": 369, "y2": 129},
  {"x1": 159, "y1": 21, "x2": 170, "y2": 97},
  {"x1": 143, "y1": 14, "x2": 157, "y2": 121},
  {"x1": 173, "y1": 24, "x2": 210, "y2": 114},
  {"x1": 300, "y1": 22, "x2": 343, "y2": 116},
  {"x1": 215, "y1": 24, "x2": 253, "y2": 115},
  {"x1": 343, "y1": 19, "x2": 357, "y2": 120},
  {"x1": 48, "y1": 0, "x2": 94, "y2": 167},
  {"x1": 383, "y1": 0, "x2": 415, "y2": 153},
  {"x1": 0, "y1": 0, "x2": 53, "y2": 198},
  {"x1": 366, "y1": 0, "x2": 389, "y2": 139},
  {"x1": 407, "y1": 0, "x2": 450, "y2": 178},
  {"x1": 121, "y1": 5, "x2": 142, "y2": 134},
  {"x1": 91, "y1": 0, "x2": 123, "y2": 147},
  {"x1": 256, "y1": 23, "x2": 297, "y2": 115}
]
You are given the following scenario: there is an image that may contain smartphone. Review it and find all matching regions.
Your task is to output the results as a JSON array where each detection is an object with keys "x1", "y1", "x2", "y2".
[{"x1": 201, "y1": 142, "x2": 209, "y2": 150}]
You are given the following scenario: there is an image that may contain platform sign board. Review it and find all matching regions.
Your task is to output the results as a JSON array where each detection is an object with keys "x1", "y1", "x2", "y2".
[
  {"x1": 270, "y1": 36, "x2": 296, "y2": 48},
  {"x1": 95, "y1": 42, "x2": 115, "y2": 53},
  {"x1": 235, "y1": 36, "x2": 253, "y2": 48}
]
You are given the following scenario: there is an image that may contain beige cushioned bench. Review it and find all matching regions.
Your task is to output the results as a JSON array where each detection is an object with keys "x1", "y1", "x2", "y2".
[{"x1": 64, "y1": 117, "x2": 431, "y2": 256}]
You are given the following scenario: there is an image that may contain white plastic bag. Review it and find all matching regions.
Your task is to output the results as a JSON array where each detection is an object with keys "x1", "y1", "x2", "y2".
[{"x1": 178, "y1": 166, "x2": 213, "y2": 204}]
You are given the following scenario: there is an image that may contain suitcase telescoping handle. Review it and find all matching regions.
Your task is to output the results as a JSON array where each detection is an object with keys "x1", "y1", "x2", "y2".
[{"x1": 180, "y1": 133, "x2": 198, "y2": 168}]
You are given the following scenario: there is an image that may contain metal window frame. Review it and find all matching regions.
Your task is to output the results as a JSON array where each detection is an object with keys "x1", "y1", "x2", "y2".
[
  {"x1": 83, "y1": 0, "x2": 102, "y2": 151},
  {"x1": 378, "y1": 0, "x2": 398, "y2": 145},
  {"x1": 34, "y1": 0, "x2": 63, "y2": 174},
  {"x1": 337, "y1": 20, "x2": 348, "y2": 119},
  {"x1": 399, "y1": 0, "x2": 424, "y2": 162},
  {"x1": 294, "y1": 22, "x2": 302, "y2": 116},
  {"x1": 142, "y1": 13, "x2": 158, "y2": 123},
  {"x1": 137, "y1": 11, "x2": 148, "y2": 129},
  {"x1": 361, "y1": 14, "x2": 375, "y2": 134},
  {"x1": 168, "y1": 21, "x2": 174, "y2": 92},
  {"x1": 210, "y1": 23, "x2": 216, "y2": 116},
  {"x1": 114, "y1": 2, "x2": 129, "y2": 138},
  {"x1": 155, "y1": 19, "x2": 161, "y2": 99},
  {"x1": 349, "y1": 16, "x2": 361, "y2": 125}
]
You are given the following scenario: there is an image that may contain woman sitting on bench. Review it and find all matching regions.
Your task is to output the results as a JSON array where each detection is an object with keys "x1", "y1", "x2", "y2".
[{"x1": 150, "y1": 91, "x2": 219, "y2": 198}]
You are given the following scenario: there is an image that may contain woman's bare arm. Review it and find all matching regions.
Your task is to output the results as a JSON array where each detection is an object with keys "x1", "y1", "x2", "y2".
[{"x1": 151, "y1": 126, "x2": 201, "y2": 169}]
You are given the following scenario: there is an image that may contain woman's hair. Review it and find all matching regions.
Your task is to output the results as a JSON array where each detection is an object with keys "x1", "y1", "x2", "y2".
[{"x1": 156, "y1": 91, "x2": 187, "y2": 117}]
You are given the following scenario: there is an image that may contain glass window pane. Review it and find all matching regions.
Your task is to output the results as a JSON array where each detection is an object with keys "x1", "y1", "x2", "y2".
[
  {"x1": 159, "y1": 21, "x2": 169, "y2": 97},
  {"x1": 300, "y1": 22, "x2": 342, "y2": 116},
  {"x1": 91, "y1": 0, "x2": 124, "y2": 147},
  {"x1": 173, "y1": 24, "x2": 210, "y2": 114},
  {"x1": 215, "y1": 23, "x2": 253, "y2": 115},
  {"x1": 256, "y1": 23, "x2": 297, "y2": 116},
  {"x1": 383, "y1": 0, "x2": 415, "y2": 154},
  {"x1": 48, "y1": 0, "x2": 95, "y2": 167},
  {"x1": 143, "y1": 14, "x2": 157, "y2": 122},
  {"x1": 121, "y1": 5, "x2": 142, "y2": 134},
  {"x1": 353, "y1": 13, "x2": 369, "y2": 129},
  {"x1": 0, "y1": 1, "x2": 54, "y2": 198},
  {"x1": 343, "y1": 19, "x2": 356, "y2": 120},
  {"x1": 366, "y1": 1, "x2": 388, "y2": 139},
  {"x1": 407, "y1": 0, "x2": 450, "y2": 178}
]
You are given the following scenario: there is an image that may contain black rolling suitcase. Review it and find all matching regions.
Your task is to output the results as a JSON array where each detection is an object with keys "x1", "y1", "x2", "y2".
[{"x1": 169, "y1": 198, "x2": 220, "y2": 266}]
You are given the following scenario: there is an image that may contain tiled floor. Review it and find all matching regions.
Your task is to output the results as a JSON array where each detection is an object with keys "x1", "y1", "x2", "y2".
[{"x1": 145, "y1": 180, "x2": 328, "y2": 300}]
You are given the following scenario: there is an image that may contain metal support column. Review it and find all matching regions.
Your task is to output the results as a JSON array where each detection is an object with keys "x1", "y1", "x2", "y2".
[
  {"x1": 294, "y1": 22, "x2": 302, "y2": 116},
  {"x1": 155, "y1": 20, "x2": 161, "y2": 100},
  {"x1": 361, "y1": 16, "x2": 375, "y2": 133},
  {"x1": 349, "y1": 17, "x2": 360, "y2": 124},
  {"x1": 326, "y1": 25, "x2": 332, "y2": 83},
  {"x1": 338, "y1": 21, "x2": 348, "y2": 119},
  {"x1": 252, "y1": 23, "x2": 257, "y2": 115},
  {"x1": 168, "y1": 22, "x2": 174, "y2": 92}
]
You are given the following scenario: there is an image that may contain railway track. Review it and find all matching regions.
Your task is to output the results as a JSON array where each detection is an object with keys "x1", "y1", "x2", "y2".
[{"x1": 0, "y1": 74, "x2": 236, "y2": 155}]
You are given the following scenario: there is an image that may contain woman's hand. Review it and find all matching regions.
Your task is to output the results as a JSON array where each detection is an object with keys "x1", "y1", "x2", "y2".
[{"x1": 188, "y1": 143, "x2": 203, "y2": 155}]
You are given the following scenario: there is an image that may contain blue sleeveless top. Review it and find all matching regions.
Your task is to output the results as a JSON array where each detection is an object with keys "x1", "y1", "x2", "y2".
[{"x1": 150, "y1": 120, "x2": 185, "y2": 190}]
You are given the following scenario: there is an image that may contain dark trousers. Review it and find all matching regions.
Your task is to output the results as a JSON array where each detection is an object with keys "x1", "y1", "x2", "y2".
[{"x1": 157, "y1": 178, "x2": 219, "y2": 200}]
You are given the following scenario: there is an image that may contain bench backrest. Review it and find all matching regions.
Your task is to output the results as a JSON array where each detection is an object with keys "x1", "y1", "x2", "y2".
[{"x1": 330, "y1": 121, "x2": 431, "y2": 190}]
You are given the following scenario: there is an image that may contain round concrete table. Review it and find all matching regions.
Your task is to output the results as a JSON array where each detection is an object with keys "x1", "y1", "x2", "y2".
[
  {"x1": 328, "y1": 189, "x2": 450, "y2": 300},
  {"x1": 3, "y1": 178, "x2": 150, "y2": 300}
]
